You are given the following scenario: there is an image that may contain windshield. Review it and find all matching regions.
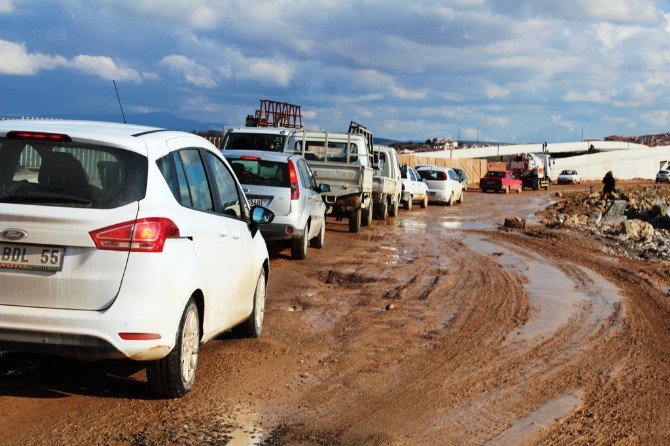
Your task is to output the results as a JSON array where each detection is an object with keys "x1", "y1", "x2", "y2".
[
  {"x1": 291, "y1": 140, "x2": 361, "y2": 163},
  {"x1": 0, "y1": 138, "x2": 147, "y2": 208},
  {"x1": 222, "y1": 132, "x2": 285, "y2": 152},
  {"x1": 485, "y1": 171, "x2": 505, "y2": 178},
  {"x1": 418, "y1": 170, "x2": 447, "y2": 181},
  {"x1": 226, "y1": 158, "x2": 289, "y2": 187}
]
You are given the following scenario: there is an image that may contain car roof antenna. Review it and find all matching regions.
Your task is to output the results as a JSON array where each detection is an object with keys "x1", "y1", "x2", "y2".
[{"x1": 113, "y1": 80, "x2": 127, "y2": 124}]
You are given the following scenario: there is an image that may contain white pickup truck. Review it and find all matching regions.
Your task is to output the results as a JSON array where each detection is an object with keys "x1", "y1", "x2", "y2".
[
  {"x1": 223, "y1": 124, "x2": 376, "y2": 233},
  {"x1": 372, "y1": 145, "x2": 402, "y2": 220}
]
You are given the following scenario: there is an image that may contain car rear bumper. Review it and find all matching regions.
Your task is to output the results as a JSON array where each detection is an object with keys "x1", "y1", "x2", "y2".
[
  {"x1": 427, "y1": 189, "x2": 451, "y2": 202},
  {"x1": 259, "y1": 214, "x2": 307, "y2": 241},
  {"x1": 0, "y1": 302, "x2": 178, "y2": 360}
]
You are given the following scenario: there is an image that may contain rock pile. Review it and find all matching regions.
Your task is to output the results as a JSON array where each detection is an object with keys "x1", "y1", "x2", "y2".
[{"x1": 544, "y1": 185, "x2": 670, "y2": 260}]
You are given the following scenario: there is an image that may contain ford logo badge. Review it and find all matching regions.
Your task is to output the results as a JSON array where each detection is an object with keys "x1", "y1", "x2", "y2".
[{"x1": 1, "y1": 229, "x2": 28, "y2": 241}]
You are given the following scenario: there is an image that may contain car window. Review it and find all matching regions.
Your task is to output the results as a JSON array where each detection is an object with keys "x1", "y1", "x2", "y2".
[
  {"x1": 410, "y1": 169, "x2": 419, "y2": 182},
  {"x1": 296, "y1": 159, "x2": 311, "y2": 188},
  {"x1": 204, "y1": 151, "x2": 243, "y2": 219},
  {"x1": 226, "y1": 157, "x2": 289, "y2": 187},
  {"x1": 222, "y1": 133, "x2": 284, "y2": 151},
  {"x1": 299, "y1": 159, "x2": 318, "y2": 189},
  {"x1": 0, "y1": 138, "x2": 146, "y2": 209},
  {"x1": 418, "y1": 170, "x2": 447, "y2": 181},
  {"x1": 179, "y1": 149, "x2": 214, "y2": 212},
  {"x1": 448, "y1": 170, "x2": 458, "y2": 181},
  {"x1": 293, "y1": 140, "x2": 360, "y2": 163}
]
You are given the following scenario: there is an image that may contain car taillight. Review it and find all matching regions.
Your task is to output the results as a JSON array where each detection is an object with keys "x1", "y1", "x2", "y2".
[
  {"x1": 89, "y1": 218, "x2": 180, "y2": 252},
  {"x1": 239, "y1": 155, "x2": 261, "y2": 161},
  {"x1": 288, "y1": 160, "x2": 300, "y2": 200},
  {"x1": 402, "y1": 183, "x2": 405, "y2": 191}
]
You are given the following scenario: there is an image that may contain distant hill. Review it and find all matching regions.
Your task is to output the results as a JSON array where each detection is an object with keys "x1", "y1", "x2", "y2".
[{"x1": 374, "y1": 137, "x2": 401, "y2": 145}]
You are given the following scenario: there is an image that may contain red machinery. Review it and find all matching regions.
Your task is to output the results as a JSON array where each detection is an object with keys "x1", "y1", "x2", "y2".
[{"x1": 245, "y1": 99, "x2": 303, "y2": 129}]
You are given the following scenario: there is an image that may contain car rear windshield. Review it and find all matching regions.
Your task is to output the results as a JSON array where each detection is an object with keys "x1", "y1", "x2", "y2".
[
  {"x1": 227, "y1": 158, "x2": 290, "y2": 187},
  {"x1": 485, "y1": 171, "x2": 506, "y2": 178},
  {"x1": 223, "y1": 133, "x2": 285, "y2": 152},
  {"x1": 418, "y1": 170, "x2": 447, "y2": 181},
  {"x1": 0, "y1": 138, "x2": 147, "y2": 208}
]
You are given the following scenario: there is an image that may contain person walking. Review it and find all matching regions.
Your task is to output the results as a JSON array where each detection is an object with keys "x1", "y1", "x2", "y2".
[{"x1": 602, "y1": 171, "x2": 616, "y2": 199}]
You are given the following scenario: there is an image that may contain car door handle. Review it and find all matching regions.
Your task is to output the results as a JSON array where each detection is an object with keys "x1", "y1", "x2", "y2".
[
  {"x1": 231, "y1": 232, "x2": 241, "y2": 240},
  {"x1": 219, "y1": 229, "x2": 229, "y2": 238}
]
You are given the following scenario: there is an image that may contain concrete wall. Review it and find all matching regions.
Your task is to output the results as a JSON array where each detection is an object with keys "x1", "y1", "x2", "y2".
[
  {"x1": 398, "y1": 154, "x2": 487, "y2": 186},
  {"x1": 420, "y1": 140, "x2": 648, "y2": 160},
  {"x1": 551, "y1": 146, "x2": 670, "y2": 180}
]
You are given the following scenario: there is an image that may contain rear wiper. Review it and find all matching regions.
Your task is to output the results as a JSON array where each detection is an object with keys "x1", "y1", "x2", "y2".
[{"x1": 0, "y1": 190, "x2": 93, "y2": 206}]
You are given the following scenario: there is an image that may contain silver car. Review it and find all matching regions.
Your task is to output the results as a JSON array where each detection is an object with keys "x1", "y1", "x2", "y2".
[
  {"x1": 224, "y1": 151, "x2": 329, "y2": 260},
  {"x1": 656, "y1": 169, "x2": 670, "y2": 183}
]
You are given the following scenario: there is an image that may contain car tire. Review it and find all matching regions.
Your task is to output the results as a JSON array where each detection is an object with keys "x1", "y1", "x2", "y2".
[
  {"x1": 420, "y1": 195, "x2": 428, "y2": 208},
  {"x1": 349, "y1": 208, "x2": 362, "y2": 233},
  {"x1": 146, "y1": 298, "x2": 200, "y2": 398},
  {"x1": 389, "y1": 198, "x2": 399, "y2": 217},
  {"x1": 405, "y1": 196, "x2": 412, "y2": 210},
  {"x1": 447, "y1": 192, "x2": 454, "y2": 206},
  {"x1": 517, "y1": 185, "x2": 522, "y2": 193},
  {"x1": 361, "y1": 206, "x2": 371, "y2": 227},
  {"x1": 232, "y1": 270, "x2": 266, "y2": 338},
  {"x1": 310, "y1": 221, "x2": 325, "y2": 249},
  {"x1": 291, "y1": 224, "x2": 309, "y2": 260},
  {"x1": 504, "y1": 186, "x2": 510, "y2": 194},
  {"x1": 458, "y1": 191, "x2": 464, "y2": 204}
]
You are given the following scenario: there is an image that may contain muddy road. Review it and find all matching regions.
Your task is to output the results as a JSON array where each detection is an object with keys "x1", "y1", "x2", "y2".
[{"x1": 1, "y1": 186, "x2": 670, "y2": 445}]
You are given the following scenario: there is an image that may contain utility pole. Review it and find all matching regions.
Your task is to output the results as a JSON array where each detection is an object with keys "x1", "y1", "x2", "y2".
[{"x1": 476, "y1": 125, "x2": 479, "y2": 145}]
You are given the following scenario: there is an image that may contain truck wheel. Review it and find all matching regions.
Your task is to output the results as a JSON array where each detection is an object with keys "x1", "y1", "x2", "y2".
[
  {"x1": 291, "y1": 224, "x2": 309, "y2": 260},
  {"x1": 349, "y1": 208, "x2": 362, "y2": 233},
  {"x1": 517, "y1": 185, "x2": 522, "y2": 193},
  {"x1": 389, "y1": 198, "x2": 399, "y2": 217},
  {"x1": 310, "y1": 221, "x2": 325, "y2": 249},
  {"x1": 504, "y1": 186, "x2": 510, "y2": 194},
  {"x1": 380, "y1": 201, "x2": 388, "y2": 220},
  {"x1": 420, "y1": 195, "x2": 428, "y2": 208},
  {"x1": 405, "y1": 196, "x2": 412, "y2": 210},
  {"x1": 361, "y1": 207, "x2": 371, "y2": 227},
  {"x1": 147, "y1": 298, "x2": 200, "y2": 398}
]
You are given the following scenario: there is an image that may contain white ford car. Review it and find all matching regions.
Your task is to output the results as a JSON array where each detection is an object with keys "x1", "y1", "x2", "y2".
[{"x1": 0, "y1": 120, "x2": 273, "y2": 398}]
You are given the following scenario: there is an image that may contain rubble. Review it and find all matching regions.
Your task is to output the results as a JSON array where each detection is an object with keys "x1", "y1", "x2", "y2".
[
  {"x1": 503, "y1": 216, "x2": 526, "y2": 229},
  {"x1": 544, "y1": 185, "x2": 670, "y2": 260}
]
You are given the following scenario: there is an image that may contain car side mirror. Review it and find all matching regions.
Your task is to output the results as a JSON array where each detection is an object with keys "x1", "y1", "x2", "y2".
[
  {"x1": 319, "y1": 183, "x2": 331, "y2": 193},
  {"x1": 251, "y1": 206, "x2": 274, "y2": 224}
]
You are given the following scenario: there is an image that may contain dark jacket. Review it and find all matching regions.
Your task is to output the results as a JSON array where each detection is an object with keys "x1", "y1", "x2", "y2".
[{"x1": 602, "y1": 171, "x2": 616, "y2": 194}]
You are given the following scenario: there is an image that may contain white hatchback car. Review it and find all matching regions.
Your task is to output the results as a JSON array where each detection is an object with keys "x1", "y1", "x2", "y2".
[
  {"x1": 0, "y1": 120, "x2": 273, "y2": 397},
  {"x1": 416, "y1": 166, "x2": 464, "y2": 206}
]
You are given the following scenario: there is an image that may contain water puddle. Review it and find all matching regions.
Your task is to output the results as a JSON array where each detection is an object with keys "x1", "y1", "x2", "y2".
[
  {"x1": 209, "y1": 406, "x2": 263, "y2": 446},
  {"x1": 485, "y1": 390, "x2": 583, "y2": 445},
  {"x1": 461, "y1": 234, "x2": 621, "y2": 343}
]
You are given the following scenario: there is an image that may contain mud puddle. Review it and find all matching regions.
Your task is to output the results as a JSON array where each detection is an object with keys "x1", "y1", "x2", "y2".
[
  {"x1": 486, "y1": 390, "x2": 583, "y2": 445},
  {"x1": 460, "y1": 234, "x2": 622, "y2": 344}
]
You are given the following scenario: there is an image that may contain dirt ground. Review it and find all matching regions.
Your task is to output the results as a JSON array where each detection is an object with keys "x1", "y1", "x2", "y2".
[{"x1": 1, "y1": 182, "x2": 670, "y2": 445}]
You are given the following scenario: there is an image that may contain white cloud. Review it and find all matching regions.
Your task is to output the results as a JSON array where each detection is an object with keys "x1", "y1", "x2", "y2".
[
  {"x1": 234, "y1": 57, "x2": 294, "y2": 87},
  {"x1": 565, "y1": 89, "x2": 610, "y2": 104},
  {"x1": 486, "y1": 116, "x2": 510, "y2": 128},
  {"x1": 0, "y1": 0, "x2": 15, "y2": 14},
  {"x1": 71, "y1": 55, "x2": 142, "y2": 82},
  {"x1": 0, "y1": 40, "x2": 66, "y2": 75},
  {"x1": 484, "y1": 84, "x2": 510, "y2": 99},
  {"x1": 159, "y1": 55, "x2": 217, "y2": 88}
]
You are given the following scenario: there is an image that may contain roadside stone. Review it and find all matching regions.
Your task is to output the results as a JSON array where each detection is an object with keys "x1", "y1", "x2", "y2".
[
  {"x1": 617, "y1": 219, "x2": 655, "y2": 242},
  {"x1": 385, "y1": 304, "x2": 396, "y2": 311},
  {"x1": 504, "y1": 216, "x2": 526, "y2": 229},
  {"x1": 587, "y1": 211, "x2": 602, "y2": 225},
  {"x1": 562, "y1": 214, "x2": 587, "y2": 227}
]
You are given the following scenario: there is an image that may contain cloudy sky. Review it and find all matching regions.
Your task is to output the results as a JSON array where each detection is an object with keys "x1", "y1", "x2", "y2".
[{"x1": 2, "y1": 0, "x2": 670, "y2": 142}]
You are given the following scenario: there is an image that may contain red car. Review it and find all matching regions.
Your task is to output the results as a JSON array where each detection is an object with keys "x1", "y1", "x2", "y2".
[{"x1": 479, "y1": 170, "x2": 522, "y2": 193}]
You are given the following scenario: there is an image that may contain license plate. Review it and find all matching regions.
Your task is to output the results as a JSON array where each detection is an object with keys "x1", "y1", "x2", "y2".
[
  {"x1": 0, "y1": 243, "x2": 64, "y2": 272},
  {"x1": 248, "y1": 198, "x2": 263, "y2": 207}
]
